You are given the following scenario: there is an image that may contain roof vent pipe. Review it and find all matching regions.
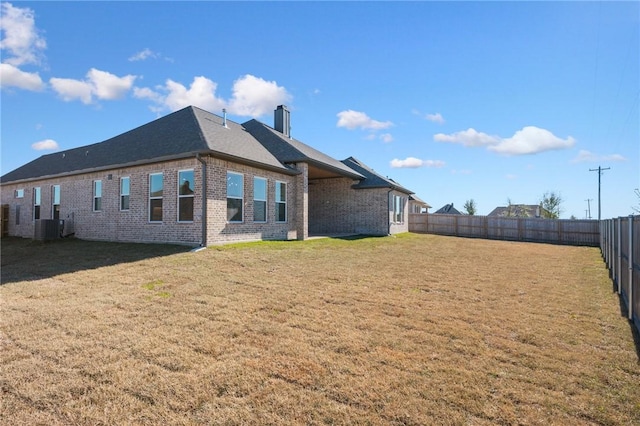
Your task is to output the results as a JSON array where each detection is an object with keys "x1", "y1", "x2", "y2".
[
  {"x1": 222, "y1": 108, "x2": 228, "y2": 128},
  {"x1": 274, "y1": 105, "x2": 291, "y2": 138}
]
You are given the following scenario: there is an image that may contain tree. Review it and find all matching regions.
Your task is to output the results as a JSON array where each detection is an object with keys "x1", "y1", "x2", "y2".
[
  {"x1": 463, "y1": 199, "x2": 477, "y2": 215},
  {"x1": 540, "y1": 191, "x2": 563, "y2": 219}
]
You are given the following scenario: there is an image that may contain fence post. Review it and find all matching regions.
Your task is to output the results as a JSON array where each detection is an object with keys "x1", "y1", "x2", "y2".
[
  {"x1": 629, "y1": 216, "x2": 634, "y2": 320},
  {"x1": 617, "y1": 217, "x2": 622, "y2": 292}
]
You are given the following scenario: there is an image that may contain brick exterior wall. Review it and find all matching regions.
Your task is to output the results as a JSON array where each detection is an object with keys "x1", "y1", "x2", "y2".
[
  {"x1": 203, "y1": 157, "x2": 298, "y2": 244},
  {"x1": 308, "y1": 177, "x2": 409, "y2": 236},
  {"x1": 1, "y1": 156, "x2": 408, "y2": 244},
  {"x1": 1, "y1": 156, "x2": 299, "y2": 245}
]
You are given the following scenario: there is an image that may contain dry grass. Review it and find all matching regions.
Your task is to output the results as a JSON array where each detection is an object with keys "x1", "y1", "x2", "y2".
[{"x1": 1, "y1": 234, "x2": 639, "y2": 425}]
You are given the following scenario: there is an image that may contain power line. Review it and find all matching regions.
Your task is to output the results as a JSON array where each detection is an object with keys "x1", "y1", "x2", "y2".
[{"x1": 589, "y1": 166, "x2": 610, "y2": 220}]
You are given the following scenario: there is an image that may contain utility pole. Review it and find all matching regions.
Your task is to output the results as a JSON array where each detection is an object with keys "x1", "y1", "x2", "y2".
[
  {"x1": 585, "y1": 198, "x2": 592, "y2": 219},
  {"x1": 589, "y1": 166, "x2": 610, "y2": 221}
]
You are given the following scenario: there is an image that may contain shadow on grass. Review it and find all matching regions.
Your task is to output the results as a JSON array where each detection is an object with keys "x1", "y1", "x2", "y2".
[
  {"x1": 0, "y1": 237, "x2": 191, "y2": 285},
  {"x1": 616, "y1": 293, "x2": 640, "y2": 362}
]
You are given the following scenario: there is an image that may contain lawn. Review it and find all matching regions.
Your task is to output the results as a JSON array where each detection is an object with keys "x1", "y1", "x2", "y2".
[{"x1": 1, "y1": 234, "x2": 639, "y2": 425}]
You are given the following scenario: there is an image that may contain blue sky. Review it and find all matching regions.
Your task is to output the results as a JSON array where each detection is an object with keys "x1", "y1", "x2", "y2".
[{"x1": 1, "y1": 1, "x2": 638, "y2": 218}]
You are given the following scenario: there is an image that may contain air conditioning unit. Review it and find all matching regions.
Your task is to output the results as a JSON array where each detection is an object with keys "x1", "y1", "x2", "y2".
[{"x1": 34, "y1": 219, "x2": 63, "y2": 241}]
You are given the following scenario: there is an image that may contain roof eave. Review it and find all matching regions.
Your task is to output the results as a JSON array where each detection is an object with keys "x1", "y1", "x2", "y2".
[{"x1": 1, "y1": 149, "x2": 298, "y2": 186}]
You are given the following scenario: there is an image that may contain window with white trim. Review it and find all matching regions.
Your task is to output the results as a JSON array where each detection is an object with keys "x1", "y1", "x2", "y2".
[
  {"x1": 178, "y1": 170, "x2": 194, "y2": 222},
  {"x1": 33, "y1": 187, "x2": 41, "y2": 220},
  {"x1": 393, "y1": 195, "x2": 405, "y2": 223},
  {"x1": 120, "y1": 177, "x2": 130, "y2": 211},
  {"x1": 275, "y1": 181, "x2": 287, "y2": 223},
  {"x1": 15, "y1": 189, "x2": 24, "y2": 198},
  {"x1": 149, "y1": 173, "x2": 163, "y2": 222},
  {"x1": 52, "y1": 185, "x2": 60, "y2": 220},
  {"x1": 253, "y1": 177, "x2": 267, "y2": 222},
  {"x1": 93, "y1": 180, "x2": 102, "y2": 212},
  {"x1": 227, "y1": 172, "x2": 243, "y2": 222}
]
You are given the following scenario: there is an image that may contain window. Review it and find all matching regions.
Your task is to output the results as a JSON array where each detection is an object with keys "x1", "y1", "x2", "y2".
[
  {"x1": 15, "y1": 205, "x2": 20, "y2": 225},
  {"x1": 120, "y1": 177, "x2": 130, "y2": 211},
  {"x1": 15, "y1": 189, "x2": 24, "y2": 198},
  {"x1": 52, "y1": 185, "x2": 60, "y2": 220},
  {"x1": 253, "y1": 177, "x2": 267, "y2": 222},
  {"x1": 393, "y1": 195, "x2": 405, "y2": 223},
  {"x1": 227, "y1": 172, "x2": 243, "y2": 222},
  {"x1": 93, "y1": 180, "x2": 102, "y2": 211},
  {"x1": 149, "y1": 173, "x2": 163, "y2": 222},
  {"x1": 33, "y1": 187, "x2": 41, "y2": 220},
  {"x1": 275, "y1": 181, "x2": 287, "y2": 222},
  {"x1": 178, "y1": 170, "x2": 194, "y2": 222}
]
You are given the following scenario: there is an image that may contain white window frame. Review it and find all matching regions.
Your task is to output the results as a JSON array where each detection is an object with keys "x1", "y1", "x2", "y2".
[
  {"x1": 227, "y1": 171, "x2": 244, "y2": 223},
  {"x1": 120, "y1": 176, "x2": 130, "y2": 211},
  {"x1": 15, "y1": 189, "x2": 24, "y2": 198},
  {"x1": 52, "y1": 185, "x2": 61, "y2": 220},
  {"x1": 177, "y1": 169, "x2": 195, "y2": 222},
  {"x1": 275, "y1": 181, "x2": 287, "y2": 223},
  {"x1": 253, "y1": 176, "x2": 267, "y2": 223},
  {"x1": 93, "y1": 180, "x2": 102, "y2": 212},
  {"x1": 33, "y1": 187, "x2": 41, "y2": 220},
  {"x1": 149, "y1": 173, "x2": 163, "y2": 223}
]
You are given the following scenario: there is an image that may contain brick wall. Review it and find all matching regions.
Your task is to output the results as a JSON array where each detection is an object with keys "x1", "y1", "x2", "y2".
[
  {"x1": 203, "y1": 157, "x2": 298, "y2": 244},
  {"x1": 308, "y1": 177, "x2": 408, "y2": 236},
  {"x1": 0, "y1": 156, "x2": 299, "y2": 245}
]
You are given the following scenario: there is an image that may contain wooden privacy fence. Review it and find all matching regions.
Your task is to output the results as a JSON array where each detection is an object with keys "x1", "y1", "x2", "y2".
[
  {"x1": 409, "y1": 213, "x2": 600, "y2": 246},
  {"x1": 600, "y1": 215, "x2": 639, "y2": 335}
]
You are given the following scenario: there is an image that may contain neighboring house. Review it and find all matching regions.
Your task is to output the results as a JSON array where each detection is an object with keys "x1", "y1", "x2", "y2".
[
  {"x1": 488, "y1": 204, "x2": 548, "y2": 218},
  {"x1": 434, "y1": 203, "x2": 462, "y2": 215},
  {"x1": 1, "y1": 105, "x2": 415, "y2": 245},
  {"x1": 409, "y1": 195, "x2": 431, "y2": 214}
]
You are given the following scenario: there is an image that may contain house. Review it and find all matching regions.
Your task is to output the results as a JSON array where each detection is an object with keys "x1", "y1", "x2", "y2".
[
  {"x1": 488, "y1": 204, "x2": 548, "y2": 218},
  {"x1": 409, "y1": 195, "x2": 431, "y2": 214},
  {"x1": 433, "y1": 203, "x2": 462, "y2": 215},
  {"x1": 0, "y1": 105, "x2": 417, "y2": 246}
]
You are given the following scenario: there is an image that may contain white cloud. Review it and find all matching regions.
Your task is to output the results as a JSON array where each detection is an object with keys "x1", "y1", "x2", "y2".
[
  {"x1": 50, "y1": 68, "x2": 137, "y2": 104},
  {"x1": 379, "y1": 133, "x2": 394, "y2": 143},
  {"x1": 450, "y1": 169, "x2": 472, "y2": 175},
  {"x1": 505, "y1": 174, "x2": 518, "y2": 180},
  {"x1": 435, "y1": 126, "x2": 575, "y2": 156},
  {"x1": 390, "y1": 157, "x2": 445, "y2": 169},
  {"x1": 129, "y1": 48, "x2": 157, "y2": 62},
  {"x1": 135, "y1": 74, "x2": 291, "y2": 117},
  {"x1": 31, "y1": 139, "x2": 58, "y2": 151},
  {"x1": 336, "y1": 110, "x2": 393, "y2": 130},
  {"x1": 50, "y1": 77, "x2": 93, "y2": 103},
  {"x1": 227, "y1": 74, "x2": 292, "y2": 117},
  {"x1": 0, "y1": 63, "x2": 44, "y2": 90},
  {"x1": 0, "y1": 2, "x2": 46, "y2": 66},
  {"x1": 434, "y1": 128, "x2": 500, "y2": 147},
  {"x1": 425, "y1": 112, "x2": 445, "y2": 124},
  {"x1": 488, "y1": 126, "x2": 575, "y2": 155},
  {"x1": 571, "y1": 149, "x2": 627, "y2": 163}
]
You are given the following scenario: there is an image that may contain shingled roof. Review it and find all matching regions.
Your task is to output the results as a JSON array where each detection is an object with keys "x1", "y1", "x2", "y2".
[
  {"x1": 1, "y1": 106, "x2": 295, "y2": 184},
  {"x1": 242, "y1": 120, "x2": 363, "y2": 180},
  {"x1": 341, "y1": 157, "x2": 413, "y2": 194}
]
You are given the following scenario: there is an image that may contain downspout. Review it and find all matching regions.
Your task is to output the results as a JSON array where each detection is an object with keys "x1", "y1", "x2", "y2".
[{"x1": 196, "y1": 154, "x2": 207, "y2": 247}]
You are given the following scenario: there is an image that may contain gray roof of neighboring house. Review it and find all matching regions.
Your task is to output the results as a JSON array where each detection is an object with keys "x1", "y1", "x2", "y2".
[
  {"x1": 434, "y1": 203, "x2": 462, "y2": 214},
  {"x1": 488, "y1": 204, "x2": 546, "y2": 217},
  {"x1": 242, "y1": 120, "x2": 364, "y2": 180},
  {"x1": 340, "y1": 157, "x2": 413, "y2": 194},
  {"x1": 1, "y1": 106, "x2": 294, "y2": 184}
]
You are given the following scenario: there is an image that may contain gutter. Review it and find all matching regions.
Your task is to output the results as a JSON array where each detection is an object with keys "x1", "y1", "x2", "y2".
[{"x1": 196, "y1": 154, "x2": 207, "y2": 247}]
